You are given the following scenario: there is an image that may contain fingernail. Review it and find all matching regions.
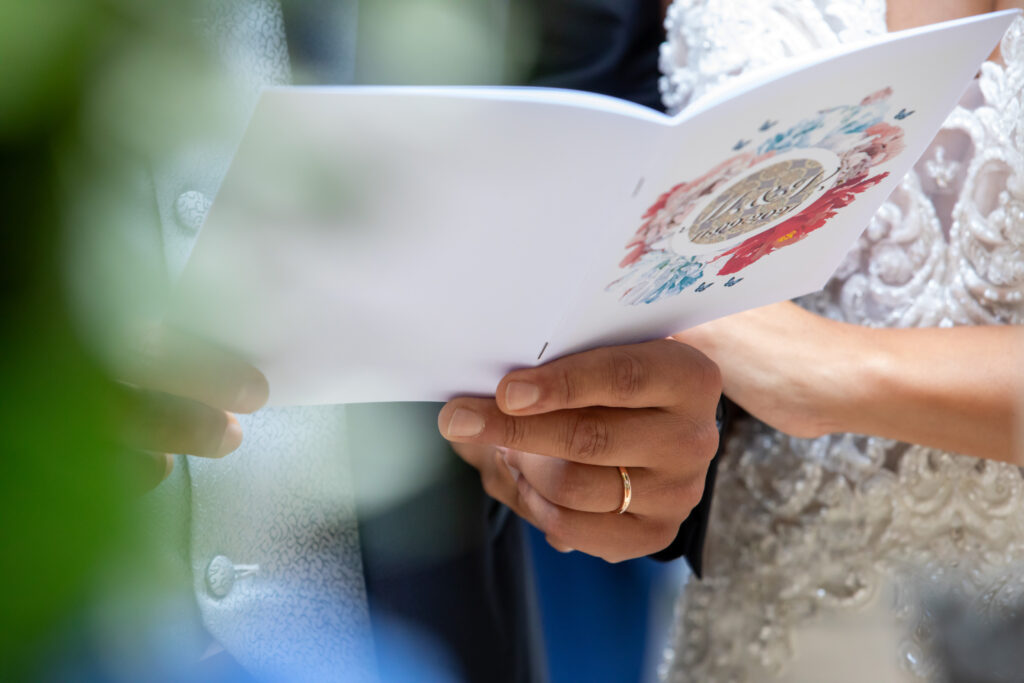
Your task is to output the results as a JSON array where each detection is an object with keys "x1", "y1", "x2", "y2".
[
  {"x1": 446, "y1": 408, "x2": 485, "y2": 437},
  {"x1": 501, "y1": 451, "x2": 522, "y2": 482},
  {"x1": 505, "y1": 381, "x2": 540, "y2": 411},
  {"x1": 216, "y1": 414, "x2": 244, "y2": 456},
  {"x1": 234, "y1": 373, "x2": 270, "y2": 413}
]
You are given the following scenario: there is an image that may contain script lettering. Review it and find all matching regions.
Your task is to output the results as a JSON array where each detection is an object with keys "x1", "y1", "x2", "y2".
[{"x1": 687, "y1": 157, "x2": 838, "y2": 246}]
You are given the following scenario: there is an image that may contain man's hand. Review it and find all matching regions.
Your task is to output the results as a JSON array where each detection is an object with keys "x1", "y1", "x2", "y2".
[
  {"x1": 112, "y1": 324, "x2": 269, "y2": 489},
  {"x1": 438, "y1": 339, "x2": 721, "y2": 563}
]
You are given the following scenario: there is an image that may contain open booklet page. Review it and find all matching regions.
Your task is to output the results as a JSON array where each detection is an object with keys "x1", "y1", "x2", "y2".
[
  {"x1": 170, "y1": 10, "x2": 1017, "y2": 406},
  {"x1": 547, "y1": 10, "x2": 1018, "y2": 359},
  {"x1": 171, "y1": 88, "x2": 669, "y2": 404}
]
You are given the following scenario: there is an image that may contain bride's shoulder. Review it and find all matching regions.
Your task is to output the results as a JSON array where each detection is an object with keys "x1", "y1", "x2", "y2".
[{"x1": 659, "y1": 0, "x2": 887, "y2": 113}]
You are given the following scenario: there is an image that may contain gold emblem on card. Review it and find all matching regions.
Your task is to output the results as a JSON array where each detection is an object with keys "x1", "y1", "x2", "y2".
[{"x1": 689, "y1": 157, "x2": 833, "y2": 245}]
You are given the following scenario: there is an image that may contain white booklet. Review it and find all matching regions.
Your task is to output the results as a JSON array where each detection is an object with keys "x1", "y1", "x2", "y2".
[{"x1": 170, "y1": 10, "x2": 1018, "y2": 406}]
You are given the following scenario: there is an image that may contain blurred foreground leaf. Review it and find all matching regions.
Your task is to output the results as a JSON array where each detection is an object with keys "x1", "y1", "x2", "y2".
[{"x1": 0, "y1": 0, "x2": 209, "y2": 676}]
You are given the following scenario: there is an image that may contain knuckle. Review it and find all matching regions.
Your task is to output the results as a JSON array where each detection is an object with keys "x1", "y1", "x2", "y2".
[
  {"x1": 653, "y1": 521, "x2": 681, "y2": 552},
  {"x1": 556, "y1": 367, "x2": 579, "y2": 407},
  {"x1": 562, "y1": 413, "x2": 610, "y2": 462},
  {"x1": 697, "y1": 352, "x2": 723, "y2": 396},
  {"x1": 545, "y1": 535, "x2": 570, "y2": 553},
  {"x1": 609, "y1": 350, "x2": 647, "y2": 401},
  {"x1": 677, "y1": 475, "x2": 707, "y2": 514},
  {"x1": 660, "y1": 415, "x2": 718, "y2": 464},
  {"x1": 502, "y1": 416, "x2": 528, "y2": 448},
  {"x1": 693, "y1": 417, "x2": 721, "y2": 461},
  {"x1": 653, "y1": 470, "x2": 707, "y2": 520},
  {"x1": 601, "y1": 551, "x2": 628, "y2": 565},
  {"x1": 673, "y1": 414, "x2": 719, "y2": 463}
]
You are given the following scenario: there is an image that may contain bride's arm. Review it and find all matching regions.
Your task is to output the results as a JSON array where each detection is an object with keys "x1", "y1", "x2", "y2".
[
  {"x1": 887, "y1": 0, "x2": 996, "y2": 33},
  {"x1": 888, "y1": 0, "x2": 1022, "y2": 61},
  {"x1": 672, "y1": 0, "x2": 1024, "y2": 465},
  {"x1": 670, "y1": 3, "x2": 1024, "y2": 463},
  {"x1": 673, "y1": 303, "x2": 1024, "y2": 464}
]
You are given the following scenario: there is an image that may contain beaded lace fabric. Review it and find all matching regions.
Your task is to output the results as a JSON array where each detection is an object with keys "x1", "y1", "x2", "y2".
[{"x1": 658, "y1": 2, "x2": 1024, "y2": 681}]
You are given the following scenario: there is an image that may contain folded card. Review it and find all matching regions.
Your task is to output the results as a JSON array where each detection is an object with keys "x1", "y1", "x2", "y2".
[{"x1": 170, "y1": 10, "x2": 1018, "y2": 405}]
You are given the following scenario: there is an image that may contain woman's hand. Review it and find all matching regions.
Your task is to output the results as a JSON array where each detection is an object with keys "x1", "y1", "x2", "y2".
[
  {"x1": 112, "y1": 323, "x2": 269, "y2": 489},
  {"x1": 439, "y1": 339, "x2": 721, "y2": 562}
]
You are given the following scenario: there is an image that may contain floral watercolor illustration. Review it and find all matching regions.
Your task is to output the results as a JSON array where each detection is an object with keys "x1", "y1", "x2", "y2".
[{"x1": 608, "y1": 88, "x2": 906, "y2": 305}]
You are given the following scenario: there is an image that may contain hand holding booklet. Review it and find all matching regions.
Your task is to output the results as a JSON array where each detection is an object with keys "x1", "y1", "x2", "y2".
[{"x1": 170, "y1": 11, "x2": 1019, "y2": 406}]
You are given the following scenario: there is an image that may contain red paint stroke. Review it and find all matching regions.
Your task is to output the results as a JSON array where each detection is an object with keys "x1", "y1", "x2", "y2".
[
  {"x1": 620, "y1": 151, "x2": 775, "y2": 268},
  {"x1": 860, "y1": 87, "x2": 893, "y2": 106},
  {"x1": 712, "y1": 171, "x2": 890, "y2": 276}
]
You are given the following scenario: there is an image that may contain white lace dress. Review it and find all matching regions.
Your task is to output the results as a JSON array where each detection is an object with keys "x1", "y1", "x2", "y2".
[{"x1": 658, "y1": 3, "x2": 1024, "y2": 682}]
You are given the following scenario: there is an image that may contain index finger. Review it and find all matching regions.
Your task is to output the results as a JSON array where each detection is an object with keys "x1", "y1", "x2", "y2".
[
  {"x1": 116, "y1": 323, "x2": 269, "y2": 413},
  {"x1": 496, "y1": 339, "x2": 721, "y2": 416}
]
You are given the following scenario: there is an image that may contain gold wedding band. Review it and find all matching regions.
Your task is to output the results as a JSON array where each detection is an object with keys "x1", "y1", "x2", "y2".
[{"x1": 615, "y1": 466, "x2": 632, "y2": 515}]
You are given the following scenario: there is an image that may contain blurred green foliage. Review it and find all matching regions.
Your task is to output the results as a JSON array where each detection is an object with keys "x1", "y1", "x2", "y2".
[
  {"x1": 0, "y1": 0, "x2": 542, "y2": 676},
  {"x1": 0, "y1": 1, "x2": 97, "y2": 141},
  {"x1": 0, "y1": 0, "x2": 211, "y2": 676}
]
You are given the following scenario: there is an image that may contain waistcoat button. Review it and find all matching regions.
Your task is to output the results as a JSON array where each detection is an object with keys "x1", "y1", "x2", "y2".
[
  {"x1": 205, "y1": 555, "x2": 236, "y2": 598},
  {"x1": 174, "y1": 190, "x2": 212, "y2": 234}
]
